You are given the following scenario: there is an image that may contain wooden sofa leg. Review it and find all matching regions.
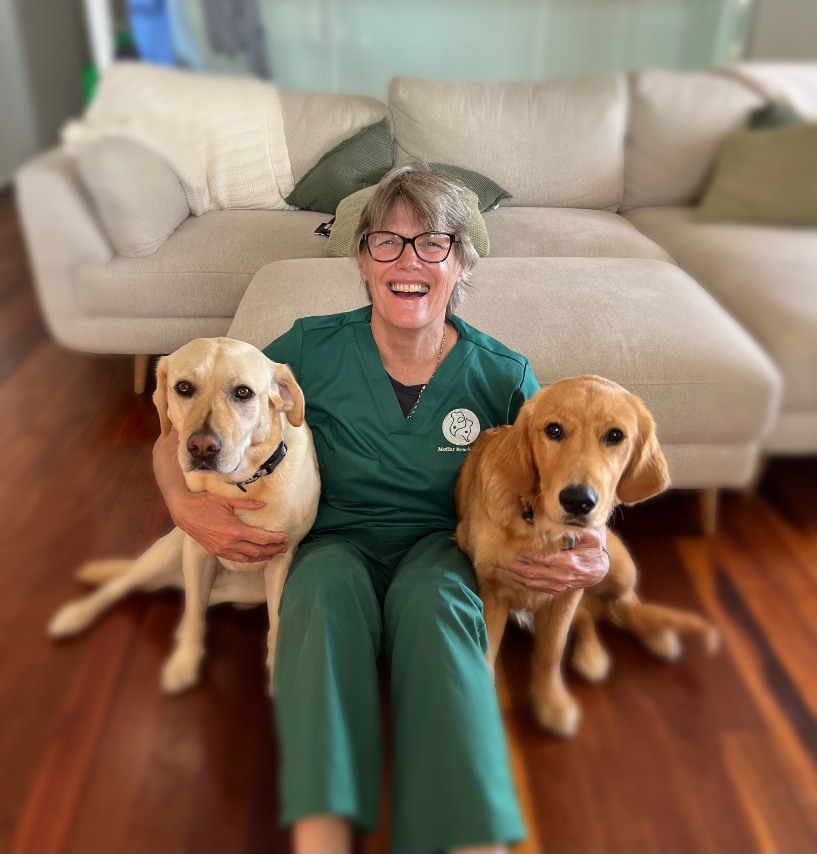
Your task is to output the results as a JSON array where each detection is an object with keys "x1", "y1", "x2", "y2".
[
  {"x1": 698, "y1": 488, "x2": 718, "y2": 536},
  {"x1": 743, "y1": 455, "x2": 770, "y2": 495},
  {"x1": 134, "y1": 354, "x2": 150, "y2": 394}
]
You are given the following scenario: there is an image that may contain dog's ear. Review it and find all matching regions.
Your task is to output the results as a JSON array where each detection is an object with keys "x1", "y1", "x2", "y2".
[
  {"x1": 152, "y1": 356, "x2": 173, "y2": 437},
  {"x1": 268, "y1": 361, "x2": 305, "y2": 427},
  {"x1": 616, "y1": 400, "x2": 670, "y2": 505},
  {"x1": 485, "y1": 402, "x2": 539, "y2": 504}
]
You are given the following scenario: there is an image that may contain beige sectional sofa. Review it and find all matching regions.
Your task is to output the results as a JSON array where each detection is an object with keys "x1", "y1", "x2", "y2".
[{"x1": 15, "y1": 64, "x2": 817, "y2": 527}]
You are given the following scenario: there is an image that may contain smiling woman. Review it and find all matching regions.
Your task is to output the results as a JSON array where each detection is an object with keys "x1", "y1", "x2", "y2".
[{"x1": 153, "y1": 161, "x2": 609, "y2": 853}]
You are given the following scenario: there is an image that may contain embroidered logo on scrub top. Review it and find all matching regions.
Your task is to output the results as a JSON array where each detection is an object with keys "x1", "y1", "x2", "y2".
[{"x1": 442, "y1": 409, "x2": 481, "y2": 446}]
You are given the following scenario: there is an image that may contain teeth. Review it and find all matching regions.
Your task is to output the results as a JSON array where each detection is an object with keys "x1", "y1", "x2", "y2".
[{"x1": 390, "y1": 283, "x2": 429, "y2": 294}]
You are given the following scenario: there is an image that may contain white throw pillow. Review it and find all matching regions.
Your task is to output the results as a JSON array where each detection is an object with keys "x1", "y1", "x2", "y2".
[{"x1": 77, "y1": 137, "x2": 189, "y2": 257}]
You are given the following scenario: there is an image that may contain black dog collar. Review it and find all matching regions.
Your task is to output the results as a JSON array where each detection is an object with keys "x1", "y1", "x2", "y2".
[{"x1": 235, "y1": 441, "x2": 287, "y2": 492}]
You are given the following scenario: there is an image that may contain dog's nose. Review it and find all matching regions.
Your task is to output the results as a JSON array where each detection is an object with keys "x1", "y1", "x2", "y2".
[
  {"x1": 187, "y1": 430, "x2": 221, "y2": 460},
  {"x1": 559, "y1": 485, "x2": 597, "y2": 516}
]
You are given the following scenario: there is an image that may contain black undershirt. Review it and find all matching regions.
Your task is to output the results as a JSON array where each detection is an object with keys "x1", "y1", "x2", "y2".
[{"x1": 387, "y1": 374, "x2": 424, "y2": 418}]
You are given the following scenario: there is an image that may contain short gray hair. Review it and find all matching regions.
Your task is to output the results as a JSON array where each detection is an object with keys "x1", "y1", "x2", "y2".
[{"x1": 353, "y1": 159, "x2": 479, "y2": 316}]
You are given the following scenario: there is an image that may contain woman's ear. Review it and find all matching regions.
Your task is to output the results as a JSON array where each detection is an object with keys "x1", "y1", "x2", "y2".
[
  {"x1": 268, "y1": 361, "x2": 306, "y2": 427},
  {"x1": 616, "y1": 401, "x2": 671, "y2": 505},
  {"x1": 152, "y1": 357, "x2": 173, "y2": 437}
]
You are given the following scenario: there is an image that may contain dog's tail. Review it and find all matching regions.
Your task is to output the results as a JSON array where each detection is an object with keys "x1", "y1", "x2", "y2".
[
  {"x1": 603, "y1": 595, "x2": 720, "y2": 655},
  {"x1": 75, "y1": 559, "x2": 134, "y2": 586}
]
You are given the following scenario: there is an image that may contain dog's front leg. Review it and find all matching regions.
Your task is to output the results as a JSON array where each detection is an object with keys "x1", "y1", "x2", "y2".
[
  {"x1": 479, "y1": 582, "x2": 510, "y2": 677},
  {"x1": 263, "y1": 550, "x2": 294, "y2": 697},
  {"x1": 531, "y1": 588, "x2": 584, "y2": 737},
  {"x1": 162, "y1": 536, "x2": 219, "y2": 694}
]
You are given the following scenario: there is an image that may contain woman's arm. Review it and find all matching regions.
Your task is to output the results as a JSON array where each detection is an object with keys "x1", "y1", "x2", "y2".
[
  {"x1": 504, "y1": 528, "x2": 609, "y2": 595},
  {"x1": 153, "y1": 430, "x2": 290, "y2": 564}
]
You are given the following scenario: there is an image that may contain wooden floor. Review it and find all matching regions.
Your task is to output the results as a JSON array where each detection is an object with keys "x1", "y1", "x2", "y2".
[{"x1": 2, "y1": 187, "x2": 816, "y2": 853}]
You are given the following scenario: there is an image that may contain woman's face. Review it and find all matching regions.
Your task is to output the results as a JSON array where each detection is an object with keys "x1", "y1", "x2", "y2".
[{"x1": 357, "y1": 201, "x2": 463, "y2": 334}]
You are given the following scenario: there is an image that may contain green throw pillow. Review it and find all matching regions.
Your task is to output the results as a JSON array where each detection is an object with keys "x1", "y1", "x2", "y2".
[
  {"x1": 748, "y1": 103, "x2": 803, "y2": 129},
  {"x1": 285, "y1": 118, "x2": 393, "y2": 214},
  {"x1": 326, "y1": 184, "x2": 490, "y2": 258},
  {"x1": 693, "y1": 123, "x2": 817, "y2": 226},
  {"x1": 430, "y1": 163, "x2": 512, "y2": 211}
]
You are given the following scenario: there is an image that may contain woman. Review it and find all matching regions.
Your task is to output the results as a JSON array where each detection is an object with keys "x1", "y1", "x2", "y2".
[{"x1": 154, "y1": 162, "x2": 608, "y2": 853}]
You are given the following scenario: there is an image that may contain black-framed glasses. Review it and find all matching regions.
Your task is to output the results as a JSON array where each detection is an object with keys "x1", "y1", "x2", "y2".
[{"x1": 363, "y1": 231, "x2": 458, "y2": 263}]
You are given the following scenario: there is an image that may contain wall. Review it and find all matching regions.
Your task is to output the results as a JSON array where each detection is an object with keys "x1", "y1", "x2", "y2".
[
  {"x1": 749, "y1": 0, "x2": 817, "y2": 59},
  {"x1": 254, "y1": 0, "x2": 754, "y2": 99},
  {"x1": 0, "y1": 0, "x2": 89, "y2": 188}
]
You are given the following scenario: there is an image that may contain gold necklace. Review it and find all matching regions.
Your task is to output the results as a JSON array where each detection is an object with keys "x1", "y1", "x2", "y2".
[{"x1": 405, "y1": 325, "x2": 446, "y2": 421}]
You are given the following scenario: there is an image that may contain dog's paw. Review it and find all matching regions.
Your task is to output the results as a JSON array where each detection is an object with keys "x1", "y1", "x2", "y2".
[
  {"x1": 571, "y1": 640, "x2": 611, "y2": 683},
  {"x1": 48, "y1": 601, "x2": 95, "y2": 638},
  {"x1": 641, "y1": 629, "x2": 682, "y2": 661},
  {"x1": 532, "y1": 687, "x2": 581, "y2": 738},
  {"x1": 161, "y1": 649, "x2": 202, "y2": 694}
]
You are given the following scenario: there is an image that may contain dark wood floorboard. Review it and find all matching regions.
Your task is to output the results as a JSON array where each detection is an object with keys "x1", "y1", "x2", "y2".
[{"x1": 1, "y1": 188, "x2": 816, "y2": 853}]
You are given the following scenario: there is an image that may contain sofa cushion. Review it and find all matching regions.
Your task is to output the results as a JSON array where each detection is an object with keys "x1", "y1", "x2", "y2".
[
  {"x1": 748, "y1": 102, "x2": 804, "y2": 128},
  {"x1": 228, "y1": 257, "x2": 780, "y2": 489},
  {"x1": 623, "y1": 70, "x2": 763, "y2": 210},
  {"x1": 74, "y1": 209, "x2": 334, "y2": 319},
  {"x1": 284, "y1": 118, "x2": 393, "y2": 214},
  {"x1": 389, "y1": 75, "x2": 627, "y2": 210},
  {"x1": 693, "y1": 124, "x2": 817, "y2": 226},
  {"x1": 483, "y1": 208, "x2": 674, "y2": 261},
  {"x1": 623, "y1": 206, "x2": 817, "y2": 424},
  {"x1": 77, "y1": 137, "x2": 189, "y2": 257},
  {"x1": 326, "y1": 184, "x2": 490, "y2": 258},
  {"x1": 279, "y1": 90, "x2": 390, "y2": 185}
]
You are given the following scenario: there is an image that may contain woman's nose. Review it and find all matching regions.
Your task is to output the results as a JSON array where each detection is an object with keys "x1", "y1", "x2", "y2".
[{"x1": 397, "y1": 241, "x2": 422, "y2": 267}]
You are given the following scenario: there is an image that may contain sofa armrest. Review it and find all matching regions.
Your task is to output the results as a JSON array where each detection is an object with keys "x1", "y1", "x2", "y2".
[{"x1": 15, "y1": 147, "x2": 114, "y2": 350}]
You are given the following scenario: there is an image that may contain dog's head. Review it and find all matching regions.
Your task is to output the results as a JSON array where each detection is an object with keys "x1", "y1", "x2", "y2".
[
  {"x1": 511, "y1": 375, "x2": 670, "y2": 530},
  {"x1": 153, "y1": 337, "x2": 305, "y2": 481}
]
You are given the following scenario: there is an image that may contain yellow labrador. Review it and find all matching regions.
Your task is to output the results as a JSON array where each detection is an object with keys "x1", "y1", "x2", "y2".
[
  {"x1": 49, "y1": 338, "x2": 320, "y2": 694},
  {"x1": 455, "y1": 375, "x2": 717, "y2": 736}
]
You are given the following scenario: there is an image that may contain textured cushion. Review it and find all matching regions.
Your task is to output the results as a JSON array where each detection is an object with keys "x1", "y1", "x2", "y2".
[
  {"x1": 693, "y1": 124, "x2": 817, "y2": 225},
  {"x1": 77, "y1": 137, "x2": 189, "y2": 257},
  {"x1": 748, "y1": 102, "x2": 804, "y2": 128},
  {"x1": 284, "y1": 118, "x2": 393, "y2": 214},
  {"x1": 326, "y1": 184, "x2": 490, "y2": 258},
  {"x1": 623, "y1": 70, "x2": 764, "y2": 210},
  {"x1": 389, "y1": 75, "x2": 627, "y2": 210},
  {"x1": 430, "y1": 163, "x2": 511, "y2": 211}
]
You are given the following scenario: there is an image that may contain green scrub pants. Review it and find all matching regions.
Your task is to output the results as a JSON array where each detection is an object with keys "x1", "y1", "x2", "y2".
[{"x1": 272, "y1": 530, "x2": 525, "y2": 853}]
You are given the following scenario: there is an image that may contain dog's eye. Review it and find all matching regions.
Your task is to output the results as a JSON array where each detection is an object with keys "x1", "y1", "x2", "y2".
[
  {"x1": 234, "y1": 385, "x2": 254, "y2": 401},
  {"x1": 544, "y1": 423, "x2": 564, "y2": 441},
  {"x1": 174, "y1": 381, "x2": 195, "y2": 397},
  {"x1": 605, "y1": 428, "x2": 625, "y2": 445}
]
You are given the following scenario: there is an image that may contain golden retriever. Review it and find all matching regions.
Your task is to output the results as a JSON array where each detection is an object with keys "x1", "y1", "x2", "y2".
[
  {"x1": 455, "y1": 375, "x2": 718, "y2": 736},
  {"x1": 49, "y1": 337, "x2": 320, "y2": 694}
]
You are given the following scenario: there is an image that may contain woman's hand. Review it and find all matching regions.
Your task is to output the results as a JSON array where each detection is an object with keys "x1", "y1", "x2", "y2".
[
  {"x1": 153, "y1": 429, "x2": 289, "y2": 565},
  {"x1": 168, "y1": 489, "x2": 290, "y2": 565},
  {"x1": 505, "y1": 528, "x2": 609, "y2": 595}
]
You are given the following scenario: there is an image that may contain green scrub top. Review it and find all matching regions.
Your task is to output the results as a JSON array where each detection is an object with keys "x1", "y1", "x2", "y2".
[{"x1": 263, "y1": 306, "x2": 540, "y2": 543}]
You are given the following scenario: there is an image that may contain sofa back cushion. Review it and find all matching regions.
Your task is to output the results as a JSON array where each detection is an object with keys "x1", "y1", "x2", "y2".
[
  {"x1": 623, "y1": 70, "x2": 764, "y2": 210},
  {"x1": 389, "y1": 75, "x2": 628, "y2": 211},
  {"x1": 279, "y1": 90, "x2": 390, "y2": 185}
]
